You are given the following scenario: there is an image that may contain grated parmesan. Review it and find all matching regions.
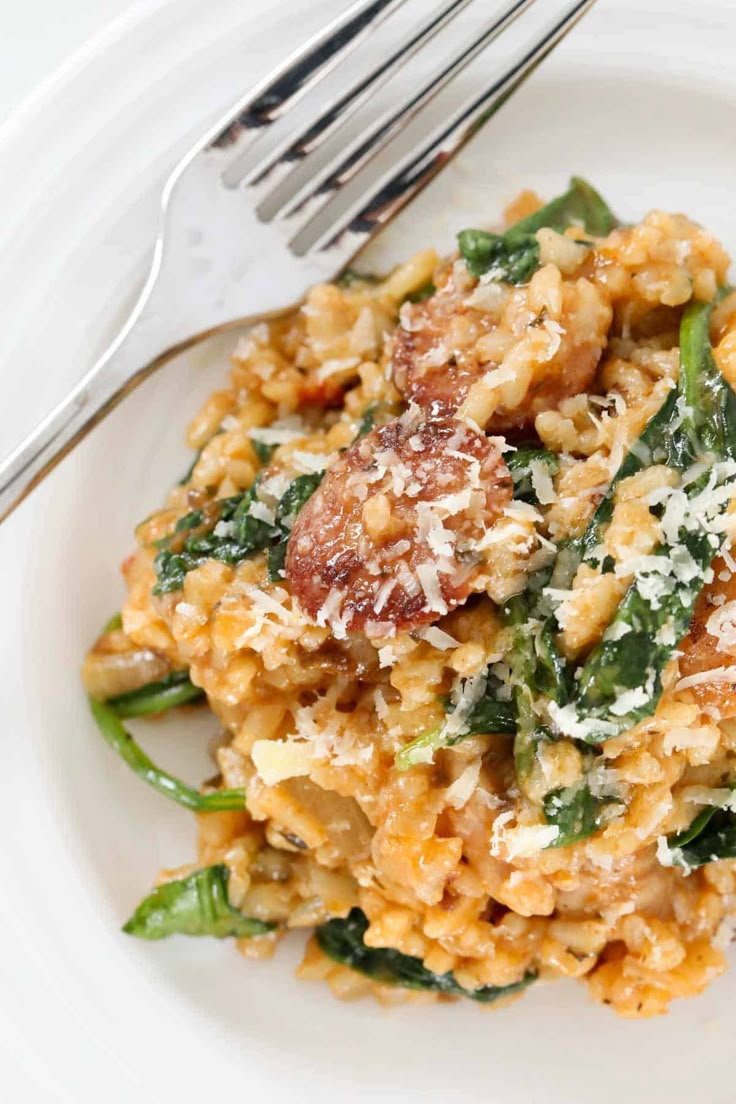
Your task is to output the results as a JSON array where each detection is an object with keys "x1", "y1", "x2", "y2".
[
  {"x1": 444, "y1": 760, "x2": 481, "y2": 810},
  {"x1": 490, "y1": 812, "x2": 560, "y2": 860},
  {"x1": 417, "y1": 626, "x2": 460, "y2": 650},
  {"x1": 529, "y1": 460, "x2": 556, "y2": 505},
  {"x1": 251, "y1": 739, "x2": 314, "y2": 786},
  {"x1": 675, "y1": 667, "x2": 736, "y2": 692},
  {"x1": 706, "y1": 600, "x2": 736, "y2": 652},
  {"x1": 415, "y1": 562, "x2": 448, "y2": 615}
]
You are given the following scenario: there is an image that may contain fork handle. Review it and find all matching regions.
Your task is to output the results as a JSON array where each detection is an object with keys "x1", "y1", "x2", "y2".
[{"x1": 0, "y1": 312, "x2": 189, "y2": 523}]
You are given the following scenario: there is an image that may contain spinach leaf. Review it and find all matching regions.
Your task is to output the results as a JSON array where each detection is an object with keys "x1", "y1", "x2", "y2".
[
  {"x1": 680, "y1": 290, "x2": 736, "y2": 459},
  {"x1": 178, "y1": 447, "x2": 203, "y2": 487},
  {"x1": 354, "y1": 401, "x2": 399, "y2": 440},
  {"x1": 337, "y1": 268, "x2": 378, "y2": 288},
  {"x1": 88, "y1": 696, "x2": 245, "y2": 812},
  {"x1": 505, "y1": 593, "x2": 552, "y2": 781},
  {"x1": 123, "y1": 865, "x2": 274, "y2": 940},
  {"x1": 531, "y1": 618, "x2": 572, "y2": 705},
  {"x1": 154, "y1": 471, "x2": 323, "y2": 594},
  {"x1": 508, "y1": 176, "x2": 618, "y2": 239},
  {"x1": 102, "y1": 611, "x2": 123, "y2": 633},
  {"x1": 406, "y1": 279, "x2": 436, "y2": 303},
  {"x1": 251, "y1": 439, "x2": 277, "y2": 465},
  {"x1": 670, "y1": 830, "x2": 736, "y2": 869},
  {"x1": 153, "y1": 485, "x2": 274, "y2": 594},
  {"x1": 458, "y1": 177, "x2": 617, "y2": 284},
  {"x1": 317, "y1": 909, "x2": 534, "y2": 1003},
  {"x1": 267, "y1": 472, "x2": 324, "y2": 582},
  {"x1": 396, "y1": 582, "x2": 570, "y2": 776},
  {"x1": 543, "y1": 781, "x2": 608, "y2": 847},
  {"x1": 664, "y1": 785, "x2": 736, "y2": 869},
  {"x1": 464, "y1": 694, "x2": 516, "y2": 737},
  {"x1": 178, "y1": 427, "x2": 226, "y2": 486},
  {"x1": 106, "y1": 670, "x2": 205, "y2": 718},
  {"x1": 670, "y1": 805, "x2": 721, "y2": 848},
  {"x1": 457, "y1": 228, "x2": 540, "y2": 284},
  {"x1": 559, "y1": 389, "x2": 683, "y2": 576},
  {"x1": 395, "y1": 691, "x2": 515, "y2": 771},
  {"x1": 667, "y1": 820, "x2": 736, "y2": 869},
  {"x1": 506, "y1": 448, "x2": 559, "y2": 504},
  {"x1": 571, "y1": 294, "x2": 736, "y2": 742}
]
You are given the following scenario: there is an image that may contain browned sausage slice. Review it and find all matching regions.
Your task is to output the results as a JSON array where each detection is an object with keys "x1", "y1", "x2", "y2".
[
  {"x1": 677, "y1": 553, "x2": 736, "y2": 717},
  {"x1": 286, "y1": 412, "x2": 512, "y2": 637},
  {"x1": 390, "y1": 262, "x2": 611, "y2": 431}
]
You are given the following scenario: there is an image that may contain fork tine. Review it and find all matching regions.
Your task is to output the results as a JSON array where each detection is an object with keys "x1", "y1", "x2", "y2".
[
  {"x1": 209, "y1": 0, "x2": 408, "y2": 158},
  {"x1": 239, "y1": 0, "x2": 476, "y2": 193},
  {"x1": 268, "y1": 0, "x2": 537, "y2": 231},
  {"x1": 297, "y1": 0, "x2": 597, "y2": 261}
]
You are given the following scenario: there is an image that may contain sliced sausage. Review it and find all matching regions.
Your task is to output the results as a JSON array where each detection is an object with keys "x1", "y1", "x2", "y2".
[
  {"x1": 677, "y1": 554, "x2": 736, "y2": 717},
  {"x1": 286, "y1": 413, "x2": 512, "y2": 636},
  {"x1": 391, "y1": 261, "x2": 611, "y2": 431}
]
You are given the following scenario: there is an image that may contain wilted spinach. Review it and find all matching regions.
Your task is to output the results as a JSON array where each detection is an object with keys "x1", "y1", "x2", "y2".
[
  {"x1": 251, "y1": 438, "x2": 277, "y2": 465},
  {"x1": 154, "y1": 471, "x2": 322, "y2": 594},
  {"x1": 406, "y1": 279, "x2": 436, "y2": 303},
  {"x1": 106, "y1": 670, "x2": 204, "y2": 718},
  {"x1": 458, "y1": 176, "x2": 617, "y2": 283},
  {"x1": 543, "y1": 781, "x2": 609, "y2": 848},
  {"x1": 572, "y1": 294, "x2": 736, "y2": 742},
  {"x1": 88, "y1": 696, "x2": 245, "y2": 812},
  {"x1": 317, "y1": 909, "x2": 534, "y2": 1002},
  {"x1": 395, "y1": 686, "x2": 515, "y2": 771},
  {"x1": 336, "y1": 268, "x2": 378, "y2": 288},
  {"x1": 664, "y1": 787, "x2": 736, "y2": 869},
  {"x1": 267, "y1": 472, "x2": 324, "y2": 581},
  {"x1": 153, "y1": 485, "x2": 274, "y2": 594},
  {"x1": 123, "y1": 865, "x2": 273, "y2": 940},
  {"x1": 506, "y1": 448, "x2": 560, "y2": 504}
]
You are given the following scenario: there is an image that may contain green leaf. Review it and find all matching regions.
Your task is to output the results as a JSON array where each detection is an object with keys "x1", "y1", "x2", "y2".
[
  {"x1": 178, "y1": 448, "x2": 203, "y2": 487},
  {"x1": 395, "y1": 692, "x2": 515, "y2": 771},
  {"x1": 178, "y1": 428, "x2": 225, "y2": 486},
  {"x1": 337, "y1": 268, "x2": 378, "y2": 288},
  {"x1": 679, "y1": 287, "x2": 736, "y2": 460},
  {"x1": 463, "y1": 695, "x2": 517, "y2": 738},
  {"x1": 669, "y1": 823, "x2": 736, "y2": 869},
  {"x1": 664, "y1": 785, "x2": 736, "y2": 868},
  {"x1": 106, "y1": 670, "x2": 205, "y2": 718},
  {"x1": 266, "y1": 471, "x2": 324, "y2": 582},
  {"x1": 154, "y1": 471, "x2": 323, "y2": 594},
  {"x1": 571, "y1": 295, "x2": 736, "y2": 742},
  {"x1": 123, "y1": 865, "x2": 274, "y2": 940},
  {"x1": 354, "y1": 401, "x2": 399, "y2": 441},
  {"x1": 457, "y1": 228, "x2": 539, "y2": 283},
  {"x1": 153, "y1": 485, "x2": 275, "y2": 594},
  {"x1": 504, "y1": 594, "x2": 551, "y2": 782},
  {"x1": 317, "y1": 909, "x2": 534, "y2": 1003},
  {"x1": 406, "y1": 279, "x2": 436, "y2": 303},
  {"x1": 566, "y1": 389, "x2": 683, "y2": 573},
  {"x1": 531, "y1": 619, "x2": 571, "y2": 705},
  {"x1": 251, "y1": 439, "x2": 277, "y2": 465},
  {"x1": 508, "y1": 176, "x2": 618, "y2": 239},
  {"x1": 102, "y1": 611, "x2": 123, "y2": 633},
  {"x1": 670, "y1": 806, "x2": 721, "y2": 850},
  {"x1": 543, "y1": 782, "x2": 607, "y2": 847},
  {"x1": 506, "y1": 448, "x2": 560, "y2": 504},
  {"x1": 88, "y1": 696, "x2": 245, "y2": 812},
  {"x1": 458, "y1": 177, "x2": 617, "y2": 284}
]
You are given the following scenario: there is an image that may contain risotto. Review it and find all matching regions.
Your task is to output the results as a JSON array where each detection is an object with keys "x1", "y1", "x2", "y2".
[{"x1": 83, "y1": 177, "x2": 736, "y2": 1018}]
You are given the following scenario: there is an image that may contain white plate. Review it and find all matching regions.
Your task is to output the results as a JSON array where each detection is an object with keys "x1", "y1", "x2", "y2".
[{"x1": 1, "y1": 1, "x2": 736, "y2": 1100}]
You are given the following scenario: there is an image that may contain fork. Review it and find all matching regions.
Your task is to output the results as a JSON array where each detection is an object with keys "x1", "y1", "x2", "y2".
[{"x1": 0, "y1": 0, "x2": 596, "y2": 523}]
